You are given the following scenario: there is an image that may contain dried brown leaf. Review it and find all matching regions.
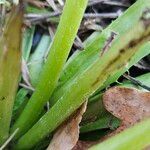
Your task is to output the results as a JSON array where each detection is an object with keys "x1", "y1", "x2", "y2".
[
  {"x1": 103, "y1": 86, "x2": 150, "y2": 133},
  {"x1": 21, "y1": 58, "x2": 32, "y2": 87},
  {"x1": 26, "y1": 0, "x2": 48, "y2": 8},
  {"x1": 72, "y1": 140, "x2": 96, "y2": 150},
  {"x1": 47, "y1": 102, "x2": 87, "y2": 150},
  {"x1": 46, "y1": 0, "x2": 59, "y2": 12},
  {"x1": 71, "y1": 87, "x2": 150, "y2": 150}
]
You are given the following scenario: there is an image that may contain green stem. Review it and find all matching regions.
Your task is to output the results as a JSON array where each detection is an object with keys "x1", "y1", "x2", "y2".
[
  {"x1": 89, "y1": 119, "x2": 150, "y2": 150},
  {"x1": 0, "y1": 5, "x2": 23, "y2": 145},
  {"x1": 11, "y1": 0, "x2": 88, "y2": 139},
  {"x1": 14, "y1": 15, "x2": 150, "y2": 149}
]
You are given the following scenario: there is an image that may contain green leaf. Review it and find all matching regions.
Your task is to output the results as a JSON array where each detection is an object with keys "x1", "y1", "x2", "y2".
[
  {"x1": 11, "y1": 0, "x2": 88, "y2": 140},
  {"x1": 0, "y1": 5, "x2": 23, "y2": 145},
  {"x1": 51, "y1": 0, "x2": 150, "y2": 104},
  {"x1": 81, "y1": 72, "x2": 150, "y2": 133},
  {"x1": 14, "y1": 6, "x2": 150, "y2": 149},
  {"x1": 22, "y1": 26, "x2": 35, "y2": 61},
  {"x1": 12, "y1": 88, "x2": 29, "y2": 121},
  {"x1": 120, "y1": 72, "x2": 150, "y2": 90},
  {"x1": 80, "y1": 114, "x2": 120, "y2": 133},
  {"x1": 89, "y1": 119, "x2": 150, "y2": 150},
  {"x1": 28, "y1": 35, "x2": 51, "y2": 87}
]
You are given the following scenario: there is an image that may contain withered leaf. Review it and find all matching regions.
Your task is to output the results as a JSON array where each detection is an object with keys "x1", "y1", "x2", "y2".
[
  {"x1": 47, "y1": 102, "x2": 87, "y2": 150},
  {"x1": 103, "y1": 86, "x2": 150, "y2": 132},
  {"x1": 72, "y1": 140, "x2": 96, "y2": 150},
  {"x1": 0, "y1": 4, "x2": 23, "y2": 144},
  {"x1": 22, "y1": 58, "x2": 32, "y2": 87},
  {"x1": 26, "y1": 0, "x2": 48, "y2": 8}
]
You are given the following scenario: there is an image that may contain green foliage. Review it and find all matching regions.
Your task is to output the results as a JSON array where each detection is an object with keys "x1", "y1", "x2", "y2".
[
  {"x1": 11, "y1": 0, "x2": 89, "y2": 140},
  {"x1": 50, "y1": 0, "x2": 150, "y2": 105},
  {"x1": 0, "y1": 5, "x2": 23, "y2": 144},
  {"x1": 0, "y1": 0, "x2": 150, "y2": 149},
  {"x1": 89, "y1": 119, "x2": 150, "y2": 150},
  {"x1": 14, "y1": 3, "x2": 150, "y2": 149}
]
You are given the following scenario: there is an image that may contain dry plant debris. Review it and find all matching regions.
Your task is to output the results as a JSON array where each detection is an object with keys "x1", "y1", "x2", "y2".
[
  {"x1": 103, "y1": 86, "x2": 150, "y2": 133},
  {"x1": 47, "y1": 102, "x2": 87, "y2": 150}
]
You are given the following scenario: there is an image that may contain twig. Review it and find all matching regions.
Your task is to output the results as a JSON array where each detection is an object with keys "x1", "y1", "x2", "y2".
[
  {"x1": 22, "y1": 59, "x2": 32, "y2": 87},
  {"x1": 26, "y1": 12, "x2": 119, "y2": 19},
  {"x1": 25, "y1": 12, "x2": 119, "y2": 24},
  {"x1": 88, "y1": 0, "x2": 129, "y2": 7},
  {"x1": 74, "y1": 36, "x2": 84, "y2": 49},
  {"x1": 19, "y1": 83, "x2": 35, "y2": 91},
  {"x1": 25, "y1": 12, "x2": 60, "y2": 19},
  {"x1": 134, "y1": 59, "x2": 150, "y2": 71},
  {"x1": 46, "y1": 0, "x2": 60, "y2": 12},
  {"x1": 101, "y1": 31, "x2": 117, "y2": 56},
  {"x1": 0, "y1": 129, "x2": 19, "y2": 150},
  {"x1": 84, "y1": 13, "x2": 119, "y2": 19},
  {"x1": 123, "y1": 74, "x2": 150, "y2": 91},
  {"x1": 26, "y1": 0, "x2": 48, "y2": 8},
  {"x1": 57, "y1": 0, "x2": 64, "y2": 6},
  {"x1": 88, "y1": 0, "x2": 107, "y2": 7},
  {"x1": 103, "y1": 1, "x2": 130, "y2": 7}
]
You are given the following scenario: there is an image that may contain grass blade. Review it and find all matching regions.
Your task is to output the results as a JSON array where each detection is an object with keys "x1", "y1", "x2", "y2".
[
  {"x1": 13, "y1": 34, "x2": 51, "y2": 120},
  {"x1": 12, "y1": 88, "x2": 29, "y2": 121},
  {"x1": 51, "y1": 42, "x2": 150, "y2": 105},
  {"x1": 11, "y1": 0, "x2": 88, "y2": 139},
  {"x1": 22, "y1": 26, "x2": 35, "y2": 61},
  {"x1": 89, "y1": 119, "x2": 150, "y2": 150},
  {"x1": 51, "y1": 0, "x2": 150, "y2": 104},
  {"x1": 14, "y1": 12, "x2": 150, "y2": 149},
  {"x1": 28, "y1": 35, "x2": 51, "y2": 87},
  {"x1": 57, "y1": 0, "x2": 150, "y2": 89},
  {"x1": 81, "y1": 72, "x2": 150, "y2": 133},
  {"x1": 0, "y1": 5, "x2": 23, "y2": 145}
]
